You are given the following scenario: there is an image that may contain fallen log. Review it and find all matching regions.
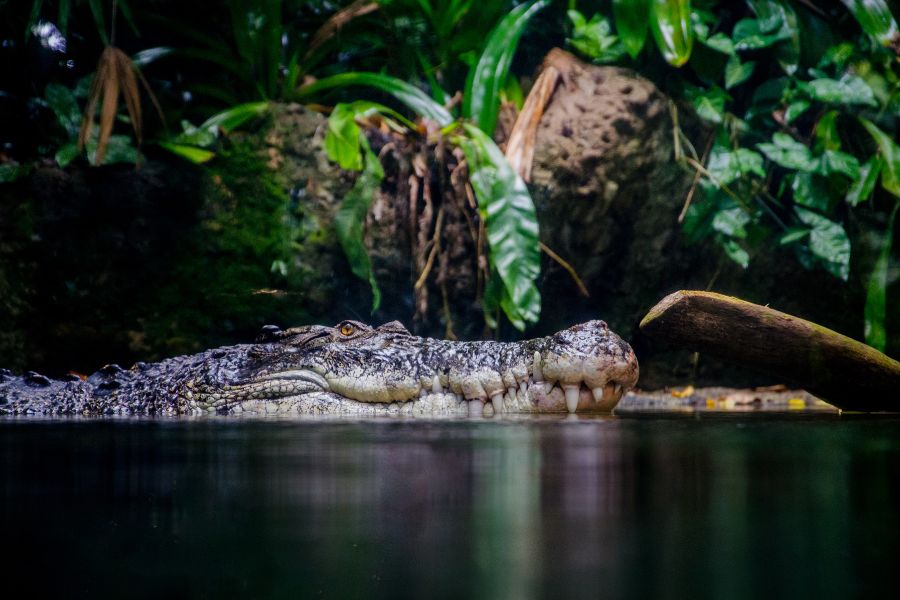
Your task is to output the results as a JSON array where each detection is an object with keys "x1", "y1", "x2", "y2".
[{"x1": 639, "y1": 290, "x2": 900, "y2": 412}]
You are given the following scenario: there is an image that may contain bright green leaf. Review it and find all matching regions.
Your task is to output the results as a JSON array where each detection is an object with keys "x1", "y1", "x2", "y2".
[
  {"x1": 54, "y1": 142, "x2": 80, "y2": 167},
  {"x1": 846, "y1": 156, "x2": 882, "y2": 206},
  {"x1": 457, "y1": 124, "x2": 541, "y2": 328},
  {"x1": 725, "y1": 55, "x2": 755, "y2": 89},
  {"x1": 200, "y1": 101, "x2": 269, "y2": 134},
  {"x1": 335, "y1": 139, "x2": 385, "y2": 312},
  {"x1": 814, "y1": 111, "x2": 841, "y2": 152},
  {"x1": 860, "y1": 118, "x2": 900, "y2": 197},
  {"x1": 838, "y1": 0, "x2": 899, "y2": 46},
  {"x1": 649, "y1": 0, "x2": 694, "y2": 67},
  {"x1": 567, "y1": 10, "x2": 627, "y2": 63},
  {"x1": 466, "y1": 0, "x2": 549, "y2": 134},
  {"x1": 157, "y1": 141, "x2": 216, "y2": 164},
  {"x1": 807, "y1": 76, "x2": 877, "y2": 107},
  {"x1": 732, "y1": 17, "x2": 790, "y2": 50},
  {"x1": 299, "y1": 73, "x2": 453, "y2": 127},
  {"x1": 784, "y1": 100, "x2": 810, "y2": 123},
  {"x1": 325, "y1": 104, "x2": 364, "y2": 171},
  {"x1": 702, "y1": 32, "x2": 735, "y2": 54},
  {"x1": 613, "y1": 0, "x2": 650, "y2": 58},
  {"x1": 779, "y1": 227, "x2": 810, "y2": 245}
]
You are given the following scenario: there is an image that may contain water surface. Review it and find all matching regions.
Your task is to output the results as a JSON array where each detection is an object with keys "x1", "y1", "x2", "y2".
[{"x1": 2, "y1": 414, "x2": 898, "y2": 598}]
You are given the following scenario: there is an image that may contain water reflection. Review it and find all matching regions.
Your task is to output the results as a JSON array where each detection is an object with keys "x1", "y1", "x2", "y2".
[{"x1": 1, "y1": 416, "x2": 898, "y2": 598}]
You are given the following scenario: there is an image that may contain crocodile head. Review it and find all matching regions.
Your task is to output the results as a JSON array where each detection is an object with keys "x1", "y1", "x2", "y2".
[{"x1": 193, "y1": 319, "x2": 639, "y2": 416}]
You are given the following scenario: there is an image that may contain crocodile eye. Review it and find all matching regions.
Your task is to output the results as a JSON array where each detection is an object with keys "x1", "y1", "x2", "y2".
[{"x1": 339, "y1": 322, "x2": 355, "y2": 336}]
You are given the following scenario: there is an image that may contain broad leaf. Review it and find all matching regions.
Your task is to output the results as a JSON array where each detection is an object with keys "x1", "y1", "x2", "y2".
[
  {"x1": 794, "y1": 206, "x2": 851, "y2": 280},
  {"x1": 201, "y1": 101, "x2": 270, "y2": 134},
  {"x1": 567, "y1": 11, "x2": 626, "y2": 64},
  {"x1": 613, "y1": 0, "x2": 650, "y2": 58},
  {"x1": 758, "y1": 133, "x2": 817, "y2": 171},
  {"x1": 792, "y1": 173, "x2": 830, "y2": 212},
  {"x1": 860, "y1": 118, "x2": 900, "y2": 197},
  {"x1": 457, "y1": 124, "x2": 541, "y2": 329},
  {"x1": 732, "y1": 17, "x2": 790, "y2": 51},
  {"x1": 725, "y1": 56, "x2": 755, "y2": 89},
  {"x1": 299, "y1": 73, "x2": 453, "y2": 127},
  {"x1": 838, "y1": 0, "x2": 899, "y2": 46},
  {"x1": 846, "y1": 156, "x2": 882, "y2": 206},
  {"x1": 784, "y1": 100, "x2": 810, "y2": 123},
  {"x1": 748, "y1": 0, "x2": 800, "y2": 74},
  {"x1": 817, "y1": 150, "x2": 860, "y2": 179},
  {"x1": 466, "y1": 0, "x2": 548, "y2": 134},
  {"x1": 712, "y1": 207, "x2": 750, "y2": 238},
  {"x1": 649, "y1": 0, "x2": 693, "y2": 67},
  {"x1": 707, "y1": 146, "x2": 765, "y2": 185},
  {"x1": 807, "y1": 76, "x2": 877, "y2": 107},
  {"x1": 334, "y1": 139, "x2": 385, "y2": 312}
]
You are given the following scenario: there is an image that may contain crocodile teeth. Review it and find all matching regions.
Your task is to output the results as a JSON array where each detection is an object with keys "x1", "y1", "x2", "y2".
[
  {"x1": 491, "y1": 393, "x2": 504, "y2": 414},
  {"x1": 592, "y1": 387, "x2": 604, "y2": 402},
  {"x1": 432, "y1": 376, "x2": 442, "y2": 394},
  {"x1": 564, "y1": 386, "x2": 580, "y2": 414},
  {"x1": 468, "y1": 399, "x2": 484, "y2": 418},
  {"x1": 532, "y1": 351, "x2": 543, "y2": 383}
]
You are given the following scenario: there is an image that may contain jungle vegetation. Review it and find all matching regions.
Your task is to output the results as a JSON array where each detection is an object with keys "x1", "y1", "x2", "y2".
[{"x1": 1, "y1": 0, "x2": 898, "y2": 351}]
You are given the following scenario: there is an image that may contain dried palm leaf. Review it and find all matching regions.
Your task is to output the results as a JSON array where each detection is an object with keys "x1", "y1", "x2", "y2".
[{"x1": 78, "y1": 46, "x2": 143, "y2": 164}]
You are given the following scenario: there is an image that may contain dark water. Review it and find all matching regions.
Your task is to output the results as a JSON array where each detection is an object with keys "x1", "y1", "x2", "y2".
[{"x1": 2, "y1": 415, "x2": 899, "y2": 599}]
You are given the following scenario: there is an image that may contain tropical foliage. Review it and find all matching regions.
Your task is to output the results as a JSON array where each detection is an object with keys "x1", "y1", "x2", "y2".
[{"x1": 2, "y1": 0, "x2": 899, "y2": 346}]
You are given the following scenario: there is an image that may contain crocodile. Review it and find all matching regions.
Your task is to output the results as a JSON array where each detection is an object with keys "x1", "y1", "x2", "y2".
[{"x1": 0, "y1": 319, "x2": 638, "y2": 417}]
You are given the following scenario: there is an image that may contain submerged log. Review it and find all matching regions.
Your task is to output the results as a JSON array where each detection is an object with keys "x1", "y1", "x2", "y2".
[{"x1": 639, "y1": 291, "x2": 900, "y2": 412}]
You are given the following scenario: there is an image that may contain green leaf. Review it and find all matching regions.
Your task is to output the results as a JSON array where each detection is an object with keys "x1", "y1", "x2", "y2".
[
  {"x1": 860, "y1": 118, "x2": 900, "y2": 197},
  {"x1": 846, "y1": 156, "x2": 882, "y2": 206},
  {"x1": 838, "y1": 0, "x2": 899, "y2": 46},
  {"x1": 725, "y1": 55, "x2": 755, "y2": 89},
  {"x1": 466, "y1": 0, "x2": 549, "y2": 134},
  {"x1": 44, "y1": 83, "x2": 81, "y2": 135},
  {"x1": 779, "y1": 227, "x2": 810, "y2": 245},
  {"x1": 864, "y1": 201, "x2": 898, "y2": 351},
  {"x1": 334, "y1": 139, "x2": 385, "y2": 312},
  {"x1": 707, "y1": 146, "x2": 765, "y2": 185},
  {"x1": 712, "y1": 207, "x2": 750, "y2": 238},
  {"x1": 567, "y1": 11, "x2": 627, "y2": 64},
  {"x1": 702, "y1": 32, "x2": 735, "y2": 55},
  {"x1": 794, "y1": 206, "x2": 851, "y2": 280},
  {"x1": 685, "y1": 85, "x2": 729, "y2": 123},
  {"x1": 792, "y1": 173, "x2": 830, "y2": 212},
  {"x1": 807, "y1": 76, "x2": 877, "y2": 107},
  {"x1": 814, "y1": 110, "x2": 841, "y2": 152},
  {"x1": 87, "y1": 0, "x2": 108, "y2": 45},
  {"x1": 200, "y1": 101, "x2": 269, "y2": 134},
  {"x1": 157, "y1": 141, "x2": 216, "y2": 164},
  {"x1": 457, "y1": 124, "x2": 541, "y2": 329},
  {"x1": 731, "y1": 17, "x2": 790, "y2": 50},
  {"x1": 325, "y1": 104, "x2": 364, "y2": 171},
  {"x1": 613, "y1": 0, "x2": 650, "y2": 58},
  {"x1": 299, "y1": 72, "x2": 453, "y2": 127},
  {"x1": 757, "y1": 133, "x2": 817, "y2": 171},
  {"x1": 747, "y1": 0, "x2": 800, "y2": 74},
  {"x1": 649, "y1": 0, "x2": 693, "y2": 67},
  {"x1": 721, "y1": 239, "x2": 750, "y2": 268},
  {"x1": 817, "y1": 150, "x2": 860, "y2": 179},
  {"x1": 54, "y1": 142, "x2": 80, "y2": 167},
  {"x1": 784, "y1": 100, "x2": 810, "y2": 123}
]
